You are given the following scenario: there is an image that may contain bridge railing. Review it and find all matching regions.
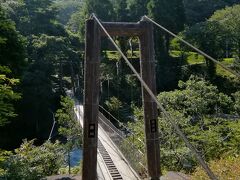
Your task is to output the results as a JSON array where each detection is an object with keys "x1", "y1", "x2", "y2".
[{"x1": 98, "y1": 106, "x2": 148, "y2": 178}]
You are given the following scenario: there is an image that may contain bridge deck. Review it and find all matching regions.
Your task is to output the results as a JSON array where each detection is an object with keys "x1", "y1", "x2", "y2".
[{"x1": 75, "y1": 105, "x2": 140, "y2": 180}]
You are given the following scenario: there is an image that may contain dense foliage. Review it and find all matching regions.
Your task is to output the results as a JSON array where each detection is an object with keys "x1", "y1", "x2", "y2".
[
  {"x1": 56, "y1": 96, "x2": 82, "y2": 173},
  {"x1": 0, "y1": 7, "x2": 22, "y2": 126},
  {"x1": 0, "y1": 6, "x2": 26, "y2": 76},
  {"x1": 210, "y1": 5, "x2": 240, "y2": 60},
  {"x1": 127, "y1": 77, "x2": 240, "y2": 173},
  {"x1": 0, "y1": 0, "x2": 83, "y2": 149},
  {"x1": 0, "y1": 66, "x2": 21, "y2": 126},
  {"x1": 183, "y1": 0, "x2": 239, "y2": 25},
  {"x1": 56, "y1": 96, "x2": 82, "y2": 146},
  {"x1": 192, "y1": 155, "x2": 240, "y2": 179},
  {"x1": 1, "y1": 140, "x2": 64, "y2": 179}
]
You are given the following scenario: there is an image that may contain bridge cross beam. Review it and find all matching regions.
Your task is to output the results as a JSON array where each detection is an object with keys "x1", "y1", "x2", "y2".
[{"x1": 83, "y1": 17, "x2": 161, "y2": 180}]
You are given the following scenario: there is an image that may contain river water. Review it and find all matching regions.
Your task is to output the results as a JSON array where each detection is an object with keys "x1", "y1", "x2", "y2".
[{"x1": 70, "y1": 148, "x2": 83, "y2": 167}]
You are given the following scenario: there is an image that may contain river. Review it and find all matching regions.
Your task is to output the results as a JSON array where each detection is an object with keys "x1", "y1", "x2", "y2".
[{"x1": 70, "y1": 148, "x2": 83, "y2": 167}]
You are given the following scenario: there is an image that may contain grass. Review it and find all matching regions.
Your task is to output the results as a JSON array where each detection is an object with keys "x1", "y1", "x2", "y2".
[
  {"x1": 187, "y1": 52, "x2": 205, "y2": 64},
  {"x1": 223, "y1": 58, "x2": 235, "y2": 64},
  {"x1": 104, "y1": 50, "x2": 140, "y2": 61},
  {"x1": 170, "y1": 50, "x2": 205, "y2": 64},
  {"x1": 216, "y1": 64, "x2": 235, "y2": 78},
  {"x1": 216, "y1": 58, "x2": 236, "y2": 77},
  {"x1": 105, "y1": 51, "x2": 119, "y2": 60}
]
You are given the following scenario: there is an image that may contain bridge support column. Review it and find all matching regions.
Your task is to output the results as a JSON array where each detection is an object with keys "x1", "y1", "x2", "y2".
[
  {"x1": 82, "y1": 18, "x2": 101, "y2": 180},
  {"x1": 139, "y1": 20, "x2": 161, "y2": 179}
]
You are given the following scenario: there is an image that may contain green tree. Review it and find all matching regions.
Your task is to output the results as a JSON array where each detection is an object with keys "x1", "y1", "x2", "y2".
[
  {"x1": 53, "y1": 0, "x2": 83, "y2": 26},
  {"x1": 67, "y1": 10, "x2": 83, "y2": 34},
  {"x1": 20, "y1": 60, "x2": 55, "y2": 137},
  {"x1": 0, "y1": 0, "x2": 24, "y2": 20},
  {"x1": 111, "y1": 0, "x2": 129, "y2": 79},
  {"x1": 148, "y1": 0, "x2": 185, "y2": 56},
  {"x1": 184, "y1": 21, "x2": 227, "y2": 79},
  {"x1": 15, "y1": 0, "x2": 60, "y2": 36},
  {"x1": 209, "y1": 4, "x2": 240, "y2": 59},
  {"x1": 1, "y1": 0, "x2": 83, "y2": 146},
  {"x1": 147, "y1": 0, "x2": 185, "y2": 91},
  {"x1": 0, "y1": 6, "x2": 26, "y2": 76},
  {"x1": 56, "y1": 96, "x2": 82, "y2": 173},
  {"x1": 0, "y1": 0, "x2": 83, "y2": 150},
  {"x1": 20, "y1": 33, "x2": 81, "y2": 139},
  {"x1": 233, "y1": 91, "x2": 240, "y2": 115},
  {"x1": 183, "y1": 0, "x2": 239, "y2": 25},
  {"x1": 158, "y1": 76, "x2": 233, "y2": 116},
  {"x1": 83, "y1": 0, "x2": 113, "y2": 20},
  {"x1": 29, "y1": 34, "x2": 81, "y2": 93},
  {"x1": 0, "y1": 66, "x2": 21, "y2": 126},
  {"x1": 127, "y1": 0, "x2": 149, "y2": 21},
  {"x1": 112, "y1": 0, "x2": 128, "y2": 21},
  {"x1": 4, "y1": 139, "x2": 64, "y2": 180},
  {"x1": 126, "y1": 77, "x2": 239, "y2": 172},
  {"x1": 105, "y1": 96, "x2": 123, "y2": 115},
  {"x1": 76, "y1": 0, "x2": 114, "y2": 39},
  {"x1": 0, "y1": 149, "x2": 12, "y2": 177}
]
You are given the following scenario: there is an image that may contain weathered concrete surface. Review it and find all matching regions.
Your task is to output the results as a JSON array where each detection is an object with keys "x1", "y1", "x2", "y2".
[
  {"x1": 45, "y1": 175, "x2": 81, "y2": 180},
  {"x1": 160, "y1": 171, "x2": 190, "y2": 180}
]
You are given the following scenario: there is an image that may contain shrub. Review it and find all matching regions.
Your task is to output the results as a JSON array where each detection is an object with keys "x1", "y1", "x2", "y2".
[
  {"x1": 4, "y1": 140, "x2": 64, "y2": 180},
  {"x1": 192, "y1": 155, "x2": 240, "y2": 179}
]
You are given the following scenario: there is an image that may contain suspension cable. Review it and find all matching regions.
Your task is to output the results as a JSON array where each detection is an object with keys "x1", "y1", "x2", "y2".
[
  {"x1": 143, "y1": 15, "x2": 240, "y2": 78},
  {"x1": 92, "y1": 14, "x2": 218, "y2": 180}
]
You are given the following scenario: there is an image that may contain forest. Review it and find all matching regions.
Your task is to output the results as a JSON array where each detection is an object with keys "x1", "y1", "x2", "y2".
[{"x1": 0, "y1": 0, "x2": 240, "y2": 179}]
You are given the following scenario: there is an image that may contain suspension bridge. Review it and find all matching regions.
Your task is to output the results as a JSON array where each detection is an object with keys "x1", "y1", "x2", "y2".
[
  {"x1": 77, "y1": 14, "x2": 239, "y2": 180},
  {"x1": 75, "y1": 104, "x2": 141, "y2": 180}
]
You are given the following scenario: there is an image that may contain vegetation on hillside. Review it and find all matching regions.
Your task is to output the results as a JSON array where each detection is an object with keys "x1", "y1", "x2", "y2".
[
  {"x1": 127, "y1": 77, "x2": 240, "y2": 174},
  {"x1": 0, "y1": 140, "x2": 64, "y2": 179}
]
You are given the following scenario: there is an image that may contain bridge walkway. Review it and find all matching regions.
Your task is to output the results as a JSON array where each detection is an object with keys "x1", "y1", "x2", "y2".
[{"x1": 74, "y1": 104, "x2": 140, "y2": 180}]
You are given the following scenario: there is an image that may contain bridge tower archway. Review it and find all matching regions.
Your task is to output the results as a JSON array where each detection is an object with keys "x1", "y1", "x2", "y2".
[{"x1": 82, "y1": 17, "x2": 161, "y2": 180}]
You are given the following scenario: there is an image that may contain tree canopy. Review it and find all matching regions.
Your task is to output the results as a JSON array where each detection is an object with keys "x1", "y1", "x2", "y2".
[
  {"x1": 0, "y1": 6, "x2": 26, "y2": 76},
  {"x1": 0, "y1": 66, "x2": 21, "y2": 126},
  {"x1": 210, "y1": 4, "x2": 240, "y2": 59}
]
